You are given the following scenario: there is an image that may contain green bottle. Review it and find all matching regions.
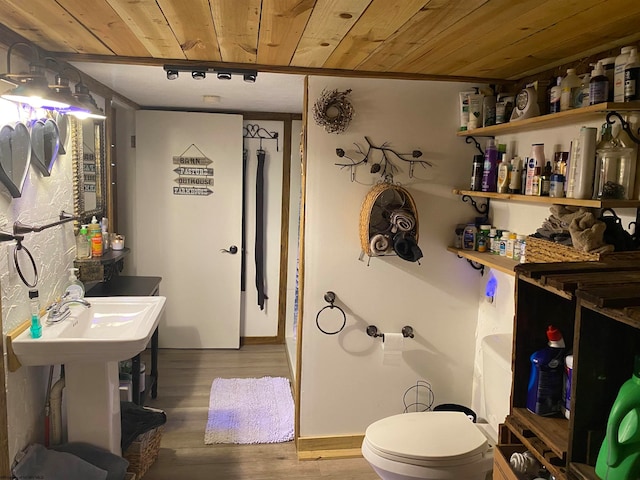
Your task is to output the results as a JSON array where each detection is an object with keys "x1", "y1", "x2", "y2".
[{"x1": 596, "y1": 355, "x2": 640, "y2": 480}]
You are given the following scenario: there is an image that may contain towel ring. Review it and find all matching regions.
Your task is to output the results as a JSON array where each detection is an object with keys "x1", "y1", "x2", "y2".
[
  {"x1": 14, "y1": 241, "x2": 38, "y2": 288},
  {"x1": 316, "y1": 291, "x2": 346, "y2": 335}
]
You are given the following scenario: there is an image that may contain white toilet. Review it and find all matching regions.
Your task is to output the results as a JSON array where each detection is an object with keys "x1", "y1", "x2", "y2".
[{"x1": 362, "y1": 333, "x2": 512, "y2": 480}]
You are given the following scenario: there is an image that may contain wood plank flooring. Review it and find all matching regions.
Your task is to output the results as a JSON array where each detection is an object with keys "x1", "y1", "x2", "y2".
[{"x1": 140, "y1": 345, "x2": 378, "y2": 480}]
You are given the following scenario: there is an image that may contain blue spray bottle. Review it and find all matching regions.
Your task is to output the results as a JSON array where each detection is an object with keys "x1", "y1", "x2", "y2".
[
  {"x1": 595, "y1": 354, "x2": 640, "y2": 480},
  {"x1": 526, "y1": 325, "x2": 565, "y2": 416},
  {"x1": 29, "y1": 289, "x2": 42, "y2": 339}
]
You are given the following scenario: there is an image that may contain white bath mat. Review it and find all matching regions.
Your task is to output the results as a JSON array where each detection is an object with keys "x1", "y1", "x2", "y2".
[{"x1": 204, "y1": 376, "x2": 294, "y2": 444}]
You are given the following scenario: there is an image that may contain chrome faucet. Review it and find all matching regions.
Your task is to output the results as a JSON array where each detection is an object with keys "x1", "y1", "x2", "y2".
[{"x1": 46, "y1": 292, "x2": 91, "y2": 324}]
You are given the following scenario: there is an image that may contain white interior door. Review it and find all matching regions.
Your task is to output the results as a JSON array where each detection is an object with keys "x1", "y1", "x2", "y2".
[{"x1": 134, "y1": 110, "x2": 243, "y2": 348}]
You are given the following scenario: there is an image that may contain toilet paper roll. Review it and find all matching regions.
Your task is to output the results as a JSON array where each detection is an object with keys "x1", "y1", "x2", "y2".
[{"x1": 382, "y1": 333, "x2": 405, "y2": 366}]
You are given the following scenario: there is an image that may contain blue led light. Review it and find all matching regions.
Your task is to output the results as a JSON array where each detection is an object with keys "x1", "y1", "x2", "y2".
[{"x1": 485, "y1": 273, "x2": 498, "y2": 298}]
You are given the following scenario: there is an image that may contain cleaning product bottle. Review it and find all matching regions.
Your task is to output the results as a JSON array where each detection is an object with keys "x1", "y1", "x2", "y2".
[
  {"x1": 595, "y1": 354, "x2": 640, "y2": 480},
  {"x1": 615, "y1": 46, "x2": 635, "y2": 102},
  {"x1": 481, "y1": 138, "x2": 499, "y2": 192},
  {"x1": 89, "y1": 216, "x2": 103, "y2": 257},
  {"x1": 29, "y1": 289, "x2": 42, "y2": 339},
  {"x1": 76, "y1": 225, "x2": 91, "y2": 259},
  {"x1": 526, "y1": 325, "x2": 566, "y2": 416},
  {"x1": 65, "y1": 268, "x2": 85, "y2": 300}
]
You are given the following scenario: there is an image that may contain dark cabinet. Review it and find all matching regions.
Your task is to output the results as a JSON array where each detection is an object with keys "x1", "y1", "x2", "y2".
[{"x1": 497, "y1": 262, "x2": 640, "y2": 480}]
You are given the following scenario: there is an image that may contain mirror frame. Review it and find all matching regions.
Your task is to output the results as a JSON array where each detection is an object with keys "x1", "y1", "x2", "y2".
[{"x1": 71, "y1": 117, "x2": 105, "y2": 224}]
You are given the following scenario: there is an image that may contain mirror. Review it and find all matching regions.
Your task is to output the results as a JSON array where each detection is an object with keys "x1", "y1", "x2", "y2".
[
  {"x1": 0, "y1": 122, "x2": 31, "y2": 198},
  {"x1": 71, "y1": 117, "x2": 105, "y2": 224}
]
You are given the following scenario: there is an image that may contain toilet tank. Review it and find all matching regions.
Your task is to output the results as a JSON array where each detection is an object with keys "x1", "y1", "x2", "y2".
[{"x1": 481, "y1": 334, "x2": 512, "y2": 434}]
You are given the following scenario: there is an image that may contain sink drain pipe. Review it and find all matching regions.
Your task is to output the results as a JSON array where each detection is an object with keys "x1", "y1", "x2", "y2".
[{"x1": 49, "y1": 369, "x2": 65, "y2": 446}]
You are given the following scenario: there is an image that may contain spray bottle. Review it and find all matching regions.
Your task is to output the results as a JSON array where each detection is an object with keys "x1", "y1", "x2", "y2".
[{"x1": 595, "y1": 354, "x2": 640, "y2": 480}]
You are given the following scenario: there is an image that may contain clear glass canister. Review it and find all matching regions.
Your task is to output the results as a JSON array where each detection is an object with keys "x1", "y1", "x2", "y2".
[{"x1": 595, "y1": 146, "x2": 634, "y2": 199}]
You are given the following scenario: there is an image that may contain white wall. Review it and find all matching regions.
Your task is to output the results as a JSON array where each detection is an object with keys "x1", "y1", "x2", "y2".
[
  {"x1": 0, "y1": 96, "x2": 76, "y2": 460},
  {"x1": 300, "y1": 77, "x2": 485, "y2": 436}
]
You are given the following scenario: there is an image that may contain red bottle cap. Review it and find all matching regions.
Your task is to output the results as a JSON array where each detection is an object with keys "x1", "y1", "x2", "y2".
[{"x1": 546, "y1": 325, "x2": 563, "y2": 341}]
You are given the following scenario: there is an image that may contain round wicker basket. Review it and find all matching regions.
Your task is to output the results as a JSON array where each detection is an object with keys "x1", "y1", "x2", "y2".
[{"x1": 359, "y1": 183, "x2": 419, "y2": 256}]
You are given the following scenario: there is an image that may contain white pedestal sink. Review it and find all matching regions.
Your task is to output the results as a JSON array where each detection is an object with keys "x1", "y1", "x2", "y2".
[{"x1": 12, "y1": 296, "x2": 167, "y2": 455}]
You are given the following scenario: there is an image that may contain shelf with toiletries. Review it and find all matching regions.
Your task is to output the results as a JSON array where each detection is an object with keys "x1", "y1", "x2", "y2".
[
  {"x1": 452, "y1": 189, "x2": 640, "y2": 209},
  {"x1": 457, "y1": 102, "x2": 640, "y2": 137},
  {"x1": 497, "y1": 262, "x2": 640, "y2": 480},
  {"x1": 446, "y1": 247, "x2": 518, "y2": 276}
]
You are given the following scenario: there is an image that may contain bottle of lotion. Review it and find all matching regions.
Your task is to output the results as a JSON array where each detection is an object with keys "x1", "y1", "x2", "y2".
[
  {"x1": 497, "y1": 153, "x2": 510, "y2": 193},
  {"x1": 481, "y1": 138, "x2": 499, "y2": 192},
  {"x1": 590, "y1": 61, "x2": 609, "y2": 105}
]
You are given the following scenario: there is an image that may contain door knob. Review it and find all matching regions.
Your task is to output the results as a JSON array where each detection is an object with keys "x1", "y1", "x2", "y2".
[{"x1": 220, "y1": 245, "x2": 238, "y2": 254}]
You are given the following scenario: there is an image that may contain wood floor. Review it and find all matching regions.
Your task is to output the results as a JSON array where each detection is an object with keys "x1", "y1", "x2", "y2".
[{"x1": 140, "y1": 345, "x2": 378, "y2": 480}]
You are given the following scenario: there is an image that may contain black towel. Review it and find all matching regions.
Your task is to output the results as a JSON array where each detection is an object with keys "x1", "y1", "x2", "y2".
[
  {"x1": 120, "y1": 402, "x2": 166, "y2": 451},
  {"x1": 393, "y1": 233, "x2": 423, "y2": 263},
  {"x1": 255, "y1": 149, "x2": 268, "y2": 310}
]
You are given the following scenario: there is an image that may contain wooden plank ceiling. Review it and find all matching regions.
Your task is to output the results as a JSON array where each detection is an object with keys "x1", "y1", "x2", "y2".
[{"x1": 0, "y1": 0, "x2": 639, "y2": 81}]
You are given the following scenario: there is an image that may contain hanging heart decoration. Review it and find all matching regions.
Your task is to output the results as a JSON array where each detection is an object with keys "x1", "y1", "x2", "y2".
[
  {"x1": 30, "y1": 118, "x2": 60, "y2": 176},
  {"x1": 0, "y1": 122, "x2": 31, "y2": 198},
  {"x1": 54, "y1": 111, "x2": 69, "y2": 155}
]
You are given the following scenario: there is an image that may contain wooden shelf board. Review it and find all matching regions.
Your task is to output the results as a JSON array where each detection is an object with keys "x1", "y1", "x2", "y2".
[
  {"x1": 453, "y1": 189, "x2": 640, "y2": 209},
  {"x1": 446, "y1": 247, "x2": 517, "y2": 276},
  {"x1": 570, "y1": 462, "x2": 597, "y2": 480},
  {"x1": 456, "y1": 102, "x2": 640, "y2": 137},
  {"x1": 510, "y1": 407, "x2": 569, "y2": 460}
]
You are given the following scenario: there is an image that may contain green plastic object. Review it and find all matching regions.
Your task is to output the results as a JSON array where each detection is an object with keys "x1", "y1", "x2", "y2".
[{"x1": 595, "y1": 355, "x2": 640, "y2": 480}]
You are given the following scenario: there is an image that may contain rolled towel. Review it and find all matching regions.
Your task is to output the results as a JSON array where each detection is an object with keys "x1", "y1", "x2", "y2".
[
  {"x1": 390, "y1": 210, "x2": 415, "y2": 232},
  {"x1": 370, "y1": 234, "x2": 390, "y2": 255}
]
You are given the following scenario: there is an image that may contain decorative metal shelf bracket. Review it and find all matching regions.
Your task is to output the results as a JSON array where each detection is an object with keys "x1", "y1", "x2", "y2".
[
  {"x1": 606, "y1": 111, "x2": 640, "y2": 144},
  {"x1": 465, "y1": 135, "x2": 488, "y2": 156},
  {"x1": 456, "y1": 254, "x2": 485, "y2": 276},
  {"x1": 461, "y1": 194, "x2": 490, "y2": 216}
]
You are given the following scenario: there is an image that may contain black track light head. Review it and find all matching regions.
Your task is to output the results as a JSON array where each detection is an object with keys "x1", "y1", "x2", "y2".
[
  {"x1": 166, "y1": 70, "x2": 179, "y2": 80},
  {"x1": 192, "y1": 71, "x2": 206, "y2": 80},
  {"x1": 216, "y1": 72, "x2": 232, "y2": 80}
]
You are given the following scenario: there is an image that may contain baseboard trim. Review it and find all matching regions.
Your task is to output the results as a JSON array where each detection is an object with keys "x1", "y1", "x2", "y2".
[
  {"x1": 297, "y1": 435, "x2": 364, "y2": 460},
  {"x1": 241, "y1": 336, "x2": 280, "y2": 345}
]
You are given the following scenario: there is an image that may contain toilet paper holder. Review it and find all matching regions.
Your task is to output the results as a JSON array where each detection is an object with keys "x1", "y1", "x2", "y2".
[{"x1": 366, "y1": 325, "x2": 414, "y2": 341}]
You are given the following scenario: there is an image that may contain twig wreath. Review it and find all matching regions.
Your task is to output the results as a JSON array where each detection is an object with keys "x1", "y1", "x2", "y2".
[{"x1": 312, "y1": 88, "x2": 354, "y2": 134}]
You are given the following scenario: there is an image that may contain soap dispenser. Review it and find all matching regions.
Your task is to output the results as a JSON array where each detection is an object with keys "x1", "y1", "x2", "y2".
[{"x1": 65, "y1": 268, "x2": 85, "y2": 300}]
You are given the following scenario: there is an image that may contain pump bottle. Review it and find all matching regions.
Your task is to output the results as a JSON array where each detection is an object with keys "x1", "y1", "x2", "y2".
[
  {"x1": 29, "y1": 289, "x2": 42, "y2": 339},
  {"x1": 65, "y1": 268, "x2": 85, "y2": 300}
]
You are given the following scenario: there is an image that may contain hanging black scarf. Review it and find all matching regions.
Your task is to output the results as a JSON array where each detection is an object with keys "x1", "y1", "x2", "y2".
[{"x1": 255, "y1": 149, "x2": 268, "y2": 310}]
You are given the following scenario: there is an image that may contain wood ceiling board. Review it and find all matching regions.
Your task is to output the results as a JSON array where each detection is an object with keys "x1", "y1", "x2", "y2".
[
  {"x1": 55, "y1": 0, "x2": 151, "y2": 58},
  {"x1": 356, "y1": 0, "x2": 489, "y2": 73},
  {"x1": 323, "y1": 0, "x2": 429, "y2": 70},
  {"x1": 157, "y1": 0, "x2": 221, "y2": 61},
  {"x1": 0, "y1": 0, "x2": 113, "y2": 54},
  {"x1": 451, "y1": 0, "x2": 640, "y2": 78},
  {"x1": 210, "y1": 0, "x2": 261, "y2": 64},
  {"x1": 105, "y1": 0, "x2": 185, "y2": 59},
  {"x1": 256, "y1": 0, "x2": 315, "y2": 66},
  {"x1": 393, "y1": 0, "x2": 560, "y2": 75},
  {"x1": 431, "y1": 0, "x2": 596, "y2": 76},
  {"x1": 290, "y1": 0, "x2": 372, "y2": 68}
]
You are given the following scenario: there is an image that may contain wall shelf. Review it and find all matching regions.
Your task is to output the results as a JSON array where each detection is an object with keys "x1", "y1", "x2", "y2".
[
  {"x1": 453, "y1": 189, "x2": 640, "y2": 209},
  {"x1": 446, "y1": 247, "x2": 517, "y2": 276},
  {"x1": 456, "y1": 102, "x2": 640, "y2": 137}
]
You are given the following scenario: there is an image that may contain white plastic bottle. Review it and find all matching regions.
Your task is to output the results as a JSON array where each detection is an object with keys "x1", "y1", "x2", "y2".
[
  {"x1": 499, "y1": 231, "x2": 510, "y2": 257},
  {"x1": 560, "y1": 69, "x2": 581, "y2": 111},
  {"x1": 624, "y1": 48, "x2": 640, "y2": 102},
  {"x1": 614, "y1": 46, "x2": 635, "y2": 102},
  {"x1": 590, "y1": 61, "x2": 609, "y2": 105},
  {"x1": 497, "y1": 153, "x2": 510, "y2": 193}
]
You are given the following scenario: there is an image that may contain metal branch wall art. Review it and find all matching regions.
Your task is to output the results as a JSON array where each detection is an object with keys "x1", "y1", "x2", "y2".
[{"x1": 334, "y1": 136, "x2": 430, "y2": 182}]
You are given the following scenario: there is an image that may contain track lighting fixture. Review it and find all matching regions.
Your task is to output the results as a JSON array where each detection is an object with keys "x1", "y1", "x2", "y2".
[{"x1": 163, "y1": 65, "x2": 258, "y2": 83}]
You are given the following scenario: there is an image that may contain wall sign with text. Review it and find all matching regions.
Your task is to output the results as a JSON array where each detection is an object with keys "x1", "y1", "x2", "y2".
[{"x1": 171, "y1": 147, "x2": 214, "y2": 196}]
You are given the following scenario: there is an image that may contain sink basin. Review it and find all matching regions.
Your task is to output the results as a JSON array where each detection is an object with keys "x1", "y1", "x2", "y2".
[
  {"x1": 12, "y1": 295, "x2": 166, "y2": 455},
  {"x1": 13, "y1": 296, "x2": 166, "y2": 366}
]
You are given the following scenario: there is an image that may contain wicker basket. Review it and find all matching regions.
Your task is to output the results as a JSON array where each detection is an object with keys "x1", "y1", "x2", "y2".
[
  {"x1": 525, "y1": 236, "x2": 640, "y2": 263},
  {"x1": 359, "y1": 183, "x2": 419, "y2": 256},
  {"x1": 124, "y1": 426, "x2": 163, "y2": 479}
]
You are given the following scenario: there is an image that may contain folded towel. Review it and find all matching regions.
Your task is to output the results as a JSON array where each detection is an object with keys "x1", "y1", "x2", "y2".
[
  {"x1": 52, "y1": 442, "x2": 128, "y2": 480},
  {"x1": 390, "y1": 210, "x2": 415, "y2": 233},
  {"x1": 12, "y1": 443, "x2": 107, "y2": 480},
  {"x1": 570, "y1": 217, "x2": 614, "y2": 253},
  {"x1": 369, "y1": 234, "x2": 390, "y2": 255}
]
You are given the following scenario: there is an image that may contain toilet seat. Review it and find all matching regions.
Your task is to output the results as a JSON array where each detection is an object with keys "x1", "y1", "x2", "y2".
[{"x1": 364, "y1": 411, "x2": 489, "y2": 468}]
